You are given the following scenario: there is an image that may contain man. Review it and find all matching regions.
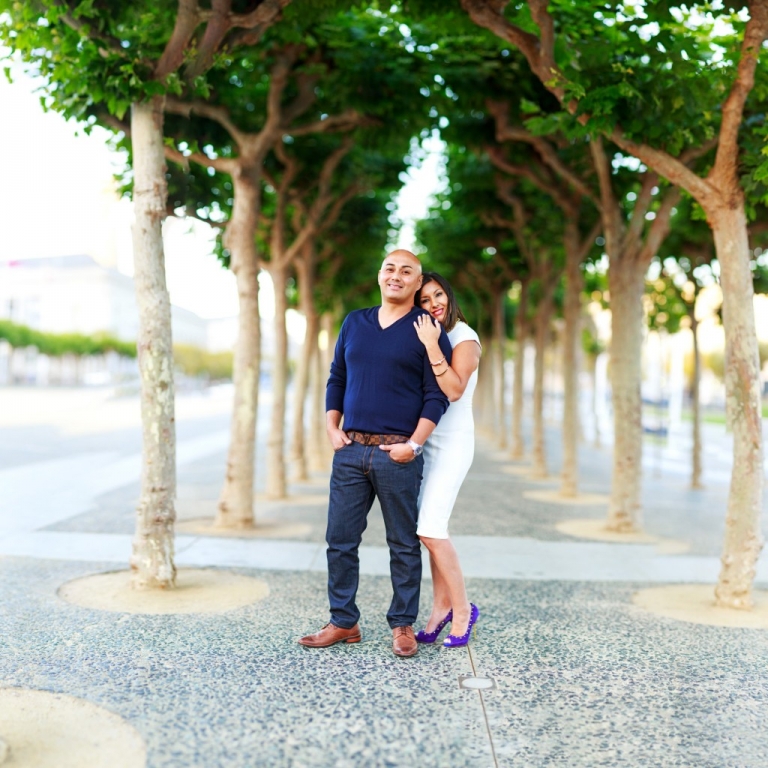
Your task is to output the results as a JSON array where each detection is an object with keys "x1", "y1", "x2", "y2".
[{"x1": 299, "y1": 249, "x2": 453, "y2": 657}]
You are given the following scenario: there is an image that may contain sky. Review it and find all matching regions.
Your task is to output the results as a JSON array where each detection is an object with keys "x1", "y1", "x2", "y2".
[{"x1": 0, "y1": 66, "x2": 444, "y2": 321}]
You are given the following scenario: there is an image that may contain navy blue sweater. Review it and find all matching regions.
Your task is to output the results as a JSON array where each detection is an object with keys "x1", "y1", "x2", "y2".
[{"x1": 326, "y1": 306, "x2": 453, "y2": 435}]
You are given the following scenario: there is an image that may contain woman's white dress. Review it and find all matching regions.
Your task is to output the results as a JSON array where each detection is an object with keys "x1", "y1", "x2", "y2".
[{"x1": 417, "y1": 321, "x2": 481, "y2": 539}]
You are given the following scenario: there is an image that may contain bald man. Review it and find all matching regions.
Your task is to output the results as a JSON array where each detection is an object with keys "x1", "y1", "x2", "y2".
[{"x1": 299, "y1": 250, "x2": 452, "y2": 657}]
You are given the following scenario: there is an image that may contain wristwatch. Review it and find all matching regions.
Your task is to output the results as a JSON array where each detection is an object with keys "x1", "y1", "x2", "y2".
[{"x1": 407, "y1": 439, "x2": 423, "y2": 457}]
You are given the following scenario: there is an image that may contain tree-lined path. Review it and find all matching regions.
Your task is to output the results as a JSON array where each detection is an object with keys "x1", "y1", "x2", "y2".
[
  {"x1": 3, "y1": 1, "x2": 768, "y2": 764},
  {"x1": 2, "y1": 387, "x2": 768, "y2": 765}
]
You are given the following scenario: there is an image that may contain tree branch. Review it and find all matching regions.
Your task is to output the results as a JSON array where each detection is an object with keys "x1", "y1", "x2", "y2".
[
  {"x1": 172, "y1": 205, "x2": 227, "y2": 230},
  {"x1": 155, "y1": 0, "x2": 202, "y2": 80},
  {"x1": 589, "y1": 136, "x2": 624, "y2": 253},
  {"x1": 578, "y1": 217, "x2": 603, "y2": 263},
  {"x1": 228, "y1": 0, "x2": 293, "y2": 48},
  {"x1": 622, "y1": 171, "x2": 659, "y2": 256},
  {"x1": 469, "y1": 1, "x2": 720, "y2": 205},
  {"x1": 261, "y1": 47, "x2": 302, "y2": 142},
  {"x1": 308, "y1": 137, "x2": 356, "y2": 222},
  {"x1": 461, "y1": 0, "x2": 564, "y2": 100},
  {"x1": 319, "y1": 183, "x2": 363, "y2": 235},
  {"x1": 710, "y1": 0, "x2": 768, "y2": 187},
  {"x1": 280, "y1": 52, "x2": 322, "y2": 125},
  {"x1": 164, "y1": 144, "x2": 235, "y2": 174},
  {"x1": 270, "y1": 140, "x2": 301, "y2": 267},
  {"x1": 608, "y1": 128, "x2": 716, "y2": 204},
  {"x1": 287, "y1": 110, "x2": 371, "y2": 137},
  {"x1": 487, "y1": 100, "x2": 600, "y2": 208},
  {"x1": 165, "y1": 97, "x2": 246, "y2": 145},
  {"x1": 185, "y1": 0, "x2": 232, "y2": 79},
  {"x1": 487, "y1": 144, "x2": 573, "y2": 213},
  {"x1": 635, "y1": 186, "x2": 682, "y2": 268}
]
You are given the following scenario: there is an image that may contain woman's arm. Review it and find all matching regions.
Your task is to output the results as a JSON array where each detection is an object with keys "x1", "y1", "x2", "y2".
[
  {"x1": 415, "y1": 317, "x2": 482, "y2": 402},
  {"x1": 434, "y1": 340, "x2": 481, "y2": 402}
]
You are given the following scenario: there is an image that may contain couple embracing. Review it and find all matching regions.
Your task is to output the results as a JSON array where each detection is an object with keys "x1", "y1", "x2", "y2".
[{"x1": 299, "y1": 249, "x2": 482, "y2": 658}]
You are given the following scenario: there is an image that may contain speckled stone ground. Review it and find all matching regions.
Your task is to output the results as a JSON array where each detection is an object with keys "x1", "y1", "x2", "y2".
[{"x1": 3, "y1": 387, "x2": 768, "y2": 766}]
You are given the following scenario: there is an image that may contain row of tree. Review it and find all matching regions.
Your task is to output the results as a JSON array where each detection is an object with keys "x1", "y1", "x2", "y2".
[{"x1": 3, "y1": 1, "x2": 767, "y2": 609}]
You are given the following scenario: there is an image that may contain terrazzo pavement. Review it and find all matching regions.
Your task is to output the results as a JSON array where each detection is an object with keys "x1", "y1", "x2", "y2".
[{"x1": 3, "y1": 386, "x2": 768, "y2": 766}]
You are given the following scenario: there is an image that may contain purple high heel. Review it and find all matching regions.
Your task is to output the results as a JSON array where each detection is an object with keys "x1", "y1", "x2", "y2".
[
  {"x1": 442, "y1": 604, "x2": 479, "y2": 648},
  {"x1": 415, "y1": 609, "x2": 453, "y2": 644}
]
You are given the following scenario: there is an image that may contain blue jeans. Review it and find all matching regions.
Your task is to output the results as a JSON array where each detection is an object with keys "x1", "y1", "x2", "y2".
[{"x1": 326, "y1": 441, "x2": 424, "y2": 629}]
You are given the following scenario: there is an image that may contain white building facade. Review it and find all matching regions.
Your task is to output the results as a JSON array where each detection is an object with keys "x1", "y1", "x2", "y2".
[{"x1": 0, "y1": 255, "x2": 210, "y2": 347}]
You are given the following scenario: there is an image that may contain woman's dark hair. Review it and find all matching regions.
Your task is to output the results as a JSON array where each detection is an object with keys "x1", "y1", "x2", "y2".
[{"x1": 415, "y1": 272, "x2": 467, "y2": 332}]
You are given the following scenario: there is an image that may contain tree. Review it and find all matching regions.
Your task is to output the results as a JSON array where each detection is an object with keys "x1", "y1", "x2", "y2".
[
  {"x1": 487, "y1": 137, "x2": 600, "y2": 492},
  {"x1": 416, "y1": 145, "x2": 523, "y2": 444},
  {"x1": 155, "y1": 8, "x2": 432, "y2": 516},
  {"x1": 287, "y1": 140, "x2": 409, "y2": 482},
  {"x1": 1, "y1": 0, "x2": 293, "y2": 587},
  {"x1": 457, "y1": 0, "x2": 768, "y2": 608}
]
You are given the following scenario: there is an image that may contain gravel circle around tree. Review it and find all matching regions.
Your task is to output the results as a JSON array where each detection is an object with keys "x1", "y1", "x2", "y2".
[
  {"x1": 0, "y1": 688, "x2": 146, "y2": 768},
  {"x1": 58, "y1": 568, "x2": 269, "y2": 615}
]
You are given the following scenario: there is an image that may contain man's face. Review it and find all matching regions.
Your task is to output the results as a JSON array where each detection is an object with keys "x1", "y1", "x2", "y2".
[{"x1": 378, "y1": 253, "x2": 423, "y2": 304}]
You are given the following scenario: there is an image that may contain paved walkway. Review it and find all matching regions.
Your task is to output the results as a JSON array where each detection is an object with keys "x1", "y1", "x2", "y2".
[{"x1": 2, "y1": 386, "x2": 768, "y2": 766}]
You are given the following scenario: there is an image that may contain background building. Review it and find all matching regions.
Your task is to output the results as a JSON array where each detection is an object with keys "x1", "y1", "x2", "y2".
[{"x1": 0, "y1": 254, "x2": 214, "y2": 348}]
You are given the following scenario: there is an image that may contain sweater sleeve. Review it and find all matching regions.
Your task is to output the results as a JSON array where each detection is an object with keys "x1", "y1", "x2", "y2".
[
  {"x1": 419, "y1": 325, "x2": 453, "y2": 425},
  {"x1": 325, "y1": 318, "x2": 347, "y2": 413}
]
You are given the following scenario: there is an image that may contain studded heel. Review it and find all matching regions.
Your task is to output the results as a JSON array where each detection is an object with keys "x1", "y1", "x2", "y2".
[
  {"x1": 415, "y1": 609, "x2": 453, "y2": 644},
  {"x1": 442, "y1": 604, "x2": 479, "y2": 648}
]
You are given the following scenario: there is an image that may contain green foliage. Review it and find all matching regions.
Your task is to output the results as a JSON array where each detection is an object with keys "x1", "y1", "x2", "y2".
[
  {"x1": 173, "y1": 344, "x2": 232, "y2": 380},
  {"x1": 581, "y1": 326, "x2": 605, "y2": 358},
  {"x1": 315, "y1": 189, "x2": 395, "y2": 318},
  {"x1": 644, "y1": 273, "x2": 690, "y2": 335},
  {"x1": 416, "y1": 145, "x2": 522, "y2": 334},
  {"x1": 0, "y1": 320, "x2": 136, "y2": 358},
  {"x1": 0, "y1": 319, "x2": 232, "y2": 378}
]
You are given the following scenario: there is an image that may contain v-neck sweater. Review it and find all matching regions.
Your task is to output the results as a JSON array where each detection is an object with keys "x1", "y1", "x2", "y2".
[{"x1": 326, "y1": 306, "x2": 453, "y2": 434}]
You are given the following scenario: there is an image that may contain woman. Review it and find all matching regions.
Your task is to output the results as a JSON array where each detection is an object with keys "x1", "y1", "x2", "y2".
[{"x1": 413, "y1": 272, "x2": 482, "y2": 648}]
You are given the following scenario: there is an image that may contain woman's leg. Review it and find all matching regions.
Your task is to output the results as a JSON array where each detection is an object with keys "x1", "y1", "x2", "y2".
[
  {"x1": 420, "y1": 536, "x2": 471, "y2": 635},
  {"x1": 421, "y1": 549, "x2": 451, "y2": 632}
]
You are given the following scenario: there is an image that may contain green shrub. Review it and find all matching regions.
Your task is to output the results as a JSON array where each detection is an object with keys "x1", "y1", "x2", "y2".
[
  {"x1": 0, "y1": 319, "x2": 231, "y2": 380},
  {"x1": 173, "y1": 344, "x2": 233, "y2": 380},
  {"x1": 0, "y1": 319, "x2": 136, "y2": 358}
]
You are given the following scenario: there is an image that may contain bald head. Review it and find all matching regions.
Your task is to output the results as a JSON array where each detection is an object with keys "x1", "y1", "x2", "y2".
[
  {"x1": 378, "y1": 249, "x2": 423, "y2": 307},
  {"x1": 381, "y1": 249, "x2": 422, "y2": 274}
]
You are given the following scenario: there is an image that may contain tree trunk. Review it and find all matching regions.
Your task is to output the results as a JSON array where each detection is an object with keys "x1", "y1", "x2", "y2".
[
  {"x1": 531, "y1": 295, "x2": 552, "y2": 478},
  {"x1": 710, "y1": 204, "x2": 764, "y2": 609},
  {"x1": 590, "y1": 354, "x2": 601, "y2": 448},
  {"x1": 290, "y1": 256, "x2": 317, "y2": 482},
  {"x1": 129, "y1": 97, "x2": 176, "y2": 589},
  {"x1": 511, "y1": 280, "x2": 528, "y2": 459},
  {"x1": 690, "y1": 312, "x2": 703, "y2": 490},
  {"x1": 266, "y1": 265, "x2": 289, "y2": 498},
  {"x1": 492, "y1": 288, "x2": 507, "y2": 447},
  {"x1": 216, "y1": 168, "x2": 262, "y2": 529},
  {"x1": 561, "y1": 224, "x2": 582, "y2": 496},
  {"x1": 308, "y1": 312, "x2": 329, "y2": 473},
  {"x1": 606, "y1": 257, "x2": 646, "y2": 532},
  {"x1": 475, "y1": 334, "x2": 494, "y2": 433}
]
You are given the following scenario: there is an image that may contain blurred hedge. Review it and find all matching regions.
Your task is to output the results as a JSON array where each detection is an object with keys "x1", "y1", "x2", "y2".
[
  {"x1": 0, "y1": 320, "x2": 232, "y2": 379},
  {"x1": 173, "y1": 343, "x2": 233, "y2": 380},
  {"x1": 0, "y1": 319, "x2": 136, "y2": 357}
]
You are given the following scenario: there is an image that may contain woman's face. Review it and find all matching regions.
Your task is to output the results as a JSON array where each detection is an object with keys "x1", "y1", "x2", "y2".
[{"x1": 418, "y1": 280, "x2": 450, "y2": 325}]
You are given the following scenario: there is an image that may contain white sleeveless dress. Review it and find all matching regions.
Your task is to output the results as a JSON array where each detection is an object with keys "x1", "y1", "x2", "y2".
[{"x1": 417, "y1": 321, "x2": 481, "y2": 539}]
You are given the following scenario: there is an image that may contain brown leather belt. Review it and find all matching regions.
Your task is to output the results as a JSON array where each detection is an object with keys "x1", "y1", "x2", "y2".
[{"x1": 346, "y1": 431, "x2": 409, "y2": 446}]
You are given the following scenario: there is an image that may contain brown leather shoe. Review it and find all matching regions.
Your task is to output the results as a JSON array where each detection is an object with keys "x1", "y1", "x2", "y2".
[
  {"x1": 298, "y1": 622, "x2": 361, "y2": 648},
  {"x1": 392, "y1": 626, "x2": 418, "y2": 657}
]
